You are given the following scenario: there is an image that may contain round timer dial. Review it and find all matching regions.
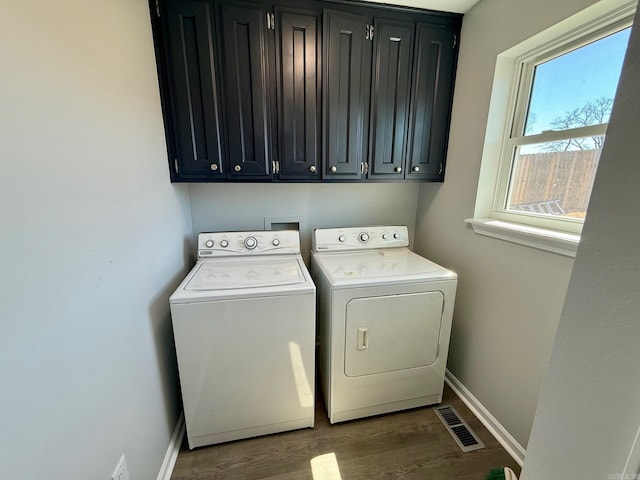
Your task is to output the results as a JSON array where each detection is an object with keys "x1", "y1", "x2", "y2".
[{"x1": 244, "y1": 236, "x2": 258, "y2": 250}]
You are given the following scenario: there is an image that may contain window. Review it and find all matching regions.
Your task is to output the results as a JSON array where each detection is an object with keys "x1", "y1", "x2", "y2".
[
  {"x1": 469, "y1": 0, "x2": 635, "y2": 255},
  {"x1": 497, "y1": 25, "x2": 630, "y2": 233}
]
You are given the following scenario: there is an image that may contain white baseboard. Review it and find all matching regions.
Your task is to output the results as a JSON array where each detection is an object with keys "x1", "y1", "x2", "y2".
[
  {"x1": 156, "y1": 411, "x2": 185, "y2": 480},
  {"x1": 445, "y1": 370, "x2": 526, "y2": 466},
  {"x1": 622, "y1": 422, "x2": 640, "y2": 476}
]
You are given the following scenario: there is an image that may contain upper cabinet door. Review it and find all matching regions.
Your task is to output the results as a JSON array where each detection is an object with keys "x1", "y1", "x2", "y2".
[
  {"x1": 406, "y1": 24, "x2": 457, "y2": 181},
  {"x1": 276, "y1": 8, "x2": 321, "y2": 180},
  {"x1": 218, "y1": 1, "x2": 272, "y2": 179},
  {"x1": 165, "y1": 0, "x2": 225, "y2": 179},
  {"x1": 323, "y1": 9, "x2": 372, "y2": 180},
  {"x1": 368, "y1": 19, "x2": 414, "y2": 178}
]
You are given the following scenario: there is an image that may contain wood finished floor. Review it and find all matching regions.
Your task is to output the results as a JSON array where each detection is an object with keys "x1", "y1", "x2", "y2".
[{"x1": 171, "y1": 385, "x2": 521, "y2": 480}]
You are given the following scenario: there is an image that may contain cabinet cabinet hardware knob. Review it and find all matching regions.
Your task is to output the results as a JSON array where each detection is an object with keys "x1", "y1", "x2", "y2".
[
  {"x1": 210, "y1": 164, "x2": 218, "y2": 171},
  {"x1": 413, "y1": 166, "x2": 420, "y2": 172},
  {"x1": 395, "y1": 167, "x2": 402, "y2": 173},
  {"x1": 234, "y1": 165, "x2": 241, "y2": 172},
  {"x1": 310, "y1": 165, "x2": 316, "y2": 173},
  {"x1": 330, "y1": 166, "x2": 337, "y2": 173}
]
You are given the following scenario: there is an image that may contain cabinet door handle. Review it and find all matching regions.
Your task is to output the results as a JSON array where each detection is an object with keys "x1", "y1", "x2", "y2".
[
  {"x1": 210, "y1": 164, "x2": 218, "y2": 171},
  {"x1": 234, "y1": 165, "x2": 241, "y2": 172},
  {"x1": 330, "y1": 166, "x2": 337, "y2": 173},
  {"x1": 309, "y1": 165, "x2": 316, "y2": 173},
  {"x1": 394, "y1": 166, "x2": 402, "y2": 173},
  {"x1": 266, "y1": 12, "x2": 275, "y2": 30},
  {"x1": 413, "y1": 166, "x2": 420, "y2": 172}
]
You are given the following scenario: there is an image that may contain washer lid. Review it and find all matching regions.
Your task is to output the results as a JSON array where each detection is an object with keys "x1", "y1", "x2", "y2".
[
  {"x1": 185, "y1": 257, "x2": 306, "y2": 290},
  {"x1": 312, "y1": 248, "x2": 457, "y2": 287},
  {"x1": 170, "y1": 256, "x2": 315, "y2": 304}
]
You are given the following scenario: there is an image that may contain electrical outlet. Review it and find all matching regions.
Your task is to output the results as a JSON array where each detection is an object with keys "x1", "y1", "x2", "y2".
[{"x1": 111, "y1": 454, "x2": 130, "y2": 480}]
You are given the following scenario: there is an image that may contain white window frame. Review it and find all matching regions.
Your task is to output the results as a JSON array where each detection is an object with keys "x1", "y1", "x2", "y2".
[{"x1": 467, "y1": 0, "x2": 636, "y2": 257}]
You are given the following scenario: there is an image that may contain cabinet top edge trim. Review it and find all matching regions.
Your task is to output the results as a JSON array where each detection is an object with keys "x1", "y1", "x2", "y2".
[{"x1": 321, "y1": 0, "x2": 463, "y2": 20}]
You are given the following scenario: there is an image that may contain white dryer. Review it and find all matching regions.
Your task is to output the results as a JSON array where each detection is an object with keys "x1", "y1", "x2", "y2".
[
  {"x1": 310, "y1": 226, "x2": 457, "y2": 424},
  {"x1": 170, "y1": 230, "x2": 316, "y2": 448}
]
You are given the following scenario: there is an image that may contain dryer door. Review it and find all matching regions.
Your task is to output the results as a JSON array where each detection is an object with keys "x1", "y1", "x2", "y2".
[{"x1": 344, "y1": 291, "x2": 444, "y2": 377}]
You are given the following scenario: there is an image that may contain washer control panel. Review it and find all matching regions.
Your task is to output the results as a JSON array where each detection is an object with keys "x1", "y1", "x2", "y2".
[
  {"x1": 312, "y1": 226, "x2": 409, "y2": 252},
  {"x1": 197, "y1": 230, "x2": 301, "y2": 258}
]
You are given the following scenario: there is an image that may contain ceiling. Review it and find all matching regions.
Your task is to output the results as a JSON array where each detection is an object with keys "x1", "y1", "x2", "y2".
[{"x1": 359, "y1": 0, "x2": 481, "y2": 14}]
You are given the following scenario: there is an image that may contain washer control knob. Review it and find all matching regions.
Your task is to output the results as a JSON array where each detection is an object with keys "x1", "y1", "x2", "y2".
[
  {"x1": 338, "y1": 235, "x2": 345, "y2": 242},
  {"x1": 382, "y1": 233, "x2": 388, "y2": 240},
  {"x1": 272, "y1": 238, "x2": 280, "y2": 246},
  {"x1": 205, "y1": 239, "x2": 214, "y2": 248},
  {"x1": 244, "y1": 236, "x2": 258, "y2": 250},
  {"x1": 359, "y1": 232, "x2": 369, "y2": 243},
  {"x1": 393, "y1": 232, "x2": 400, "y2": 239},
  {"x1": 220, "y1": 240, "x2": 229, "y2": 248}
]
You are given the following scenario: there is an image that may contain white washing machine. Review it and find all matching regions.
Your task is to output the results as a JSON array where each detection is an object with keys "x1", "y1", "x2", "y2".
[
  {"x1": 310, "y1": 226, "x2": 457, "y2": 424},
  {"x1": 170, "y1": 230, "x2": 316, "y2": 448}
]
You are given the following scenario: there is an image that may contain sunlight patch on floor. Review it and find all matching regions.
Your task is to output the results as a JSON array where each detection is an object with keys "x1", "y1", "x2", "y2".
[{"x1": 310, "y1": 452, "x2": 342, "y2": 480}]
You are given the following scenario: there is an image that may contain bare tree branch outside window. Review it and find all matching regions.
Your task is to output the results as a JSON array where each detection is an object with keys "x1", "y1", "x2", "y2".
[{"x1": 536, "y1": 97, "x2": 613, "y2": 151}]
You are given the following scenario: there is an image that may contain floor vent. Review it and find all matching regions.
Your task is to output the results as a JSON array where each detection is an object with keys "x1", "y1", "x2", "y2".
[{"x1": 434, "y1": 405, "x2": 485, "y2": 453}]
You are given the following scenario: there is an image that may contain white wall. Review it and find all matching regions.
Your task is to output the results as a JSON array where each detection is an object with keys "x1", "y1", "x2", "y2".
[
  {"x1": 412, "y1": 0, "x2": 602, "y2": 447},
  {"x1": 0, "y1": 1, "x2": 192, "y2": 479},
  {"x1": 522, "y1": 6, "x2": 640, "y2": 478},
  {"x1": 189, "y1": 183, "x2": 420, "y2": 260}
]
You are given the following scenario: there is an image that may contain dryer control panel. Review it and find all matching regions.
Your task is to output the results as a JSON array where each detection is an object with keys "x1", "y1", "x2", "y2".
[
  {"x1": 312, "y1": 226, "x2": 409, "y2": 252},
  {"x1": 197, "y1": 230, "x2": 301, "y2": 258}
]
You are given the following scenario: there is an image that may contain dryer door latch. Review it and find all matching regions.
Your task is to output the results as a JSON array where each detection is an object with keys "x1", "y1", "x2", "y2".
[{"x1": 357, "y1": 327, "x2": 369, "y2": 351}]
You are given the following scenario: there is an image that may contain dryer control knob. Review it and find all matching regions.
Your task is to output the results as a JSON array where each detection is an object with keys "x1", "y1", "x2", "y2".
[
  {"x1": 205, "y1": 239, "x2": 214, "y2": 248},
  {"x1": 359, "y1": 232, "x2": 369, "y2": 243},
  {"x1": 244, "y1": 236, "x2": 258, "y2": 250},
  {"x1": 220, "y1": 240, "x2": 229, "y2": 248},
  {"x1": 338, "y1": 235, "x2": 345, "y2": 242}
]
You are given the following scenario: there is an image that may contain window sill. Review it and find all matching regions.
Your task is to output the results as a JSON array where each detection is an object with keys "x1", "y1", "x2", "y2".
[{"x1": 464, "y1": 218, "x2": 579, "y2": 257}]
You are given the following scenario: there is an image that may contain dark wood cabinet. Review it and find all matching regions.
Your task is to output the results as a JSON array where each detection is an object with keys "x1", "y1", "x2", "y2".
[
  {"x1": 275, "y1": 8, "x2": 322, "y2": 180},
  {"x1": 322, "y1": 9, "x2": 371, "y2": 180},
  {"x1": 163, "y1": 0, "x2": 225, "y2": 180},
  {"x1": 218, "y1": 1, "x2": 272, "y2": 179},
  {"x1": 151, "y1": 0, "x2": 461, "y2": 183},
  {"x1": 368, "y1": 18, "x2": 414, "y2": 179},
  {"x1": 407, "y1": 23, "x2": 457, "y2": 181}
]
